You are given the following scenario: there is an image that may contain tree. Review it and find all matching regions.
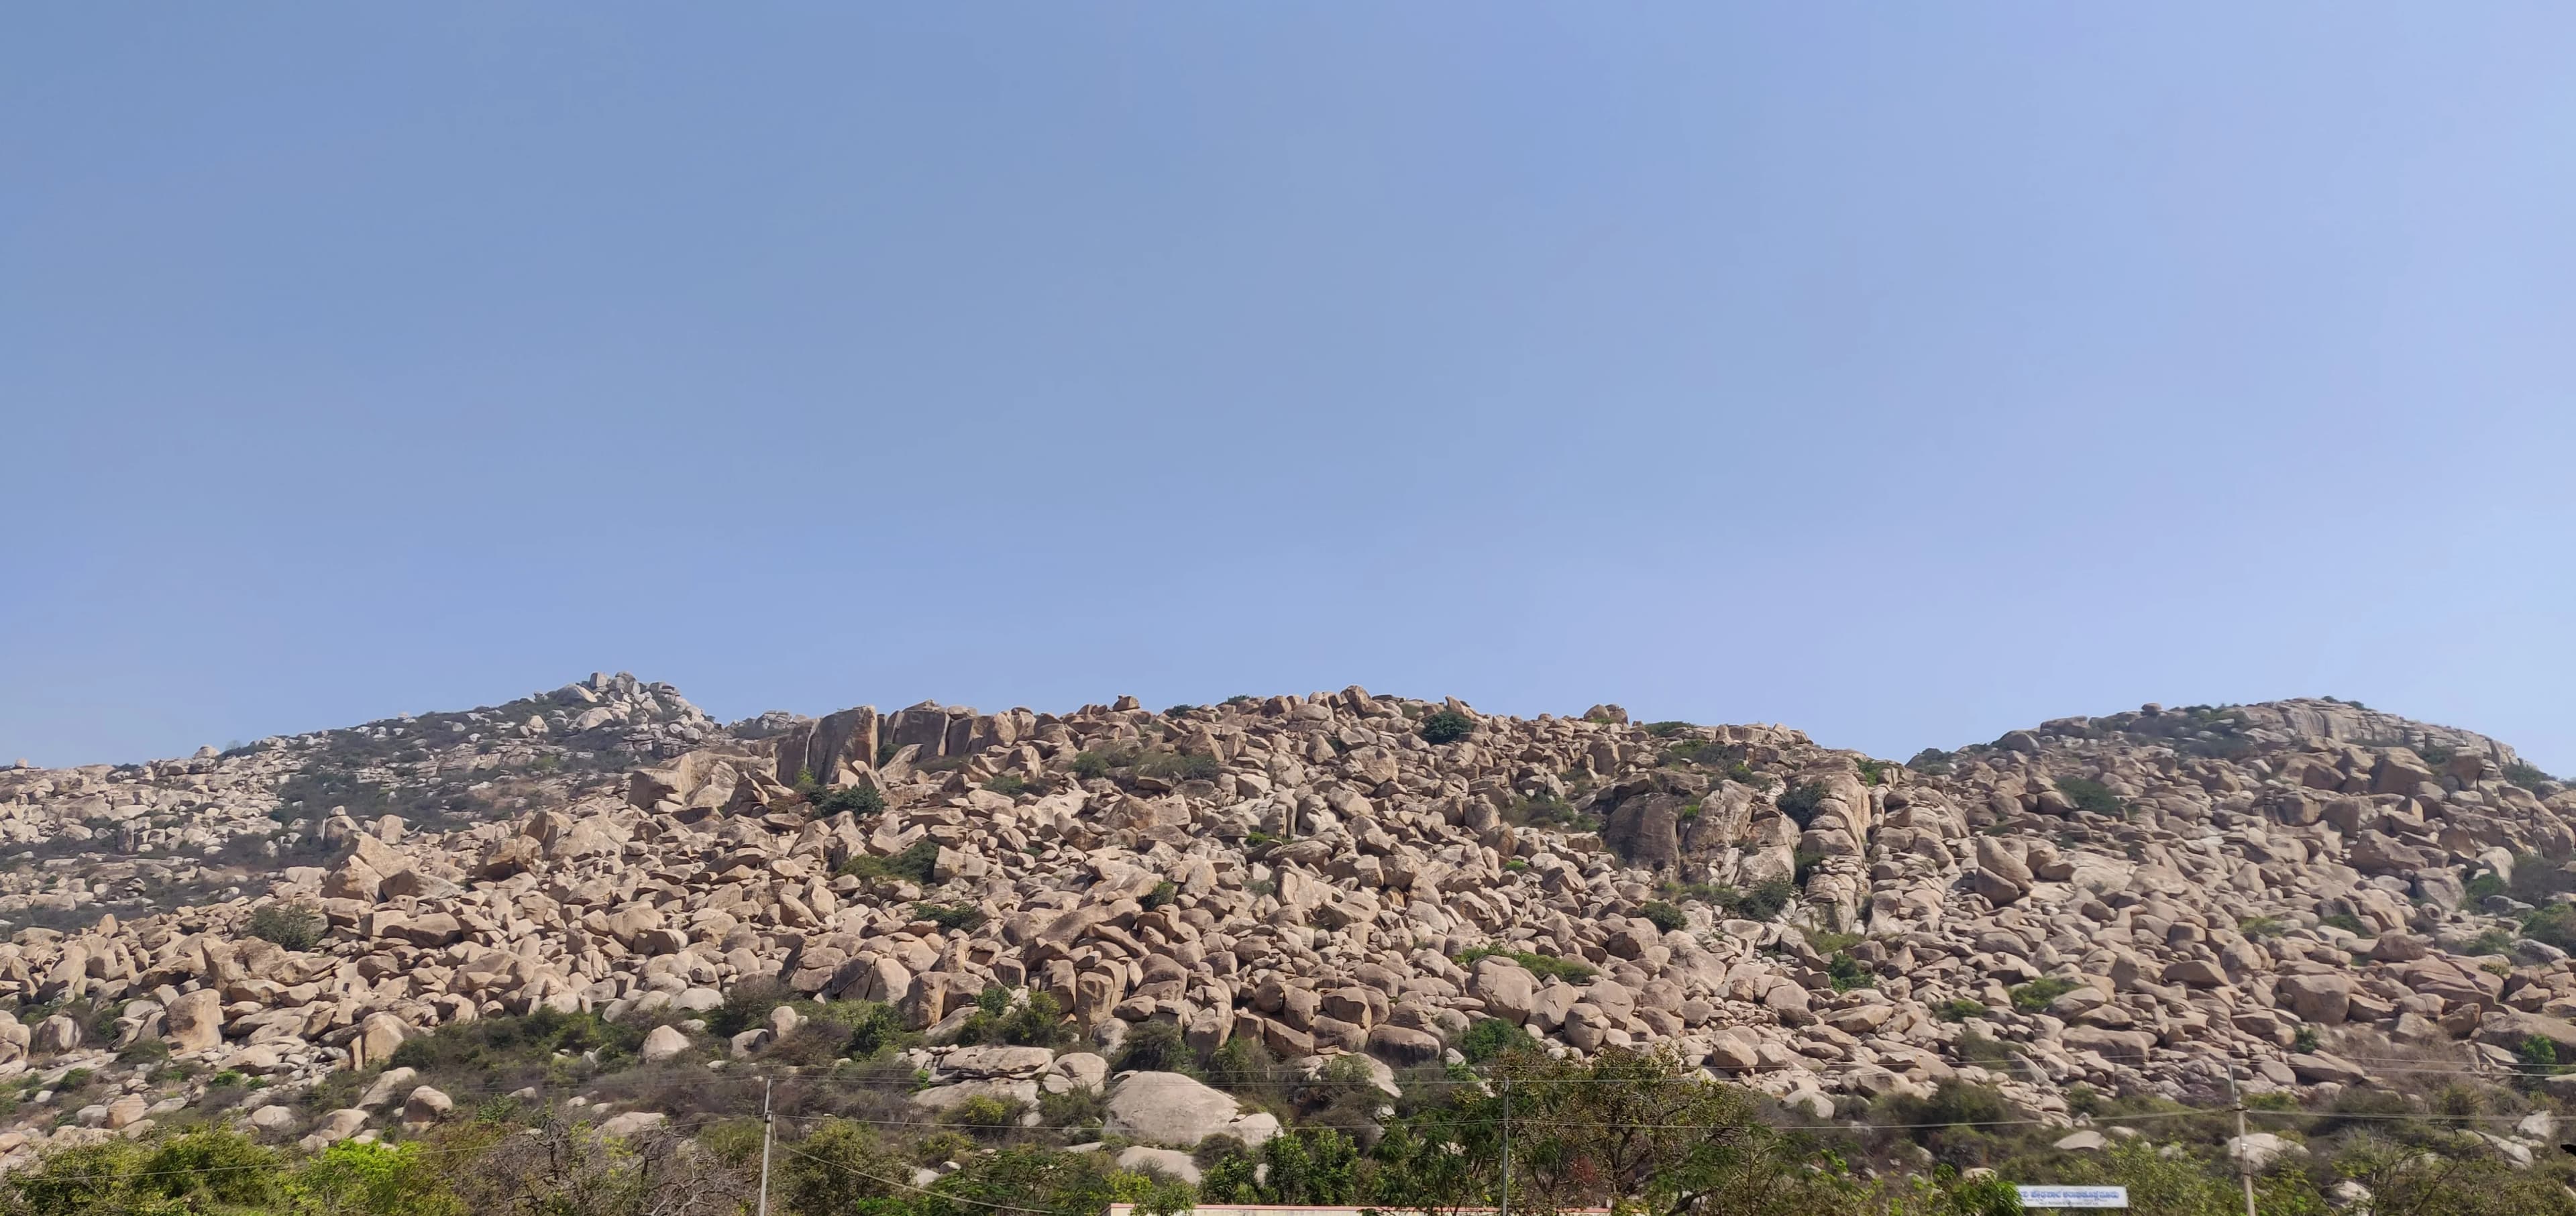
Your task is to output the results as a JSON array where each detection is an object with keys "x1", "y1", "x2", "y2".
[
  {"x1": 1199, "y1": 1129, "x2": 1361, "y2": 1205},
  {"x1": 3, "y1": 1128, "x2": 283, "y2": 1216},
  {"x1": 295, "y1": 1138, "x2": 476, "y2": 1216},
  {"x1": 922, "y1": 1147, "x2": 1189, "y2": 1216},
  {"x1": 775, "y1": 1119, "x2": 912, "y2": 1216},
  {"x1": 1369, "y1": 1045, "x2": 1864, "y2": 1216}
]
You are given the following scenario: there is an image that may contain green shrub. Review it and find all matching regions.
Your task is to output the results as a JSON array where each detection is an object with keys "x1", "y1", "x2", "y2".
[
  {"x1": 1662, "y1": 738, "x2": 1720, "y2": 764},
  {"x1": 245, "y1": 903, "x2": 324, "y2": 952},
  {"x1": 2238, "y1": 916, "x2": 2288, "y2": 940},
  {"x1": 1856, "y1": 758, "x2": 1888, "y2": 786},
  {"x1": 2319, "y1": 912, "x2": 2369, "y2": 935},
  {"x1": 388, "y1": 1007, "x2": 641, "y2": 1076},
  {"x1": 914, "y1": 902, "x2": 985, "y2": 932},
  {"x1": 1112, "y1": 1019, "x2": 1192, "y2": 1074},
  {"x1": 2054, "y1": 777, "x2": 2124, "y2": 816},
  {"x1": 1070, "y1": 750, "x2": 1119, "y2": 780},
  {"x1": 1804, "y1": 929, "x2": 1863, "y2": 954},
  {"x1": 1636, "y1": 900, "x2": 1687, "y2": 933},
  {"x1": 1776, "y1": 781, "x2": 1830, "y2": 828},
  {"x1": 2008, "y1": 977, "x2": 2080, "y2": 1013},
  {"x1": 1715, "y1": 877, "x2": 1797, "y2": 922},
  {"x1": 1419, "y1": 710, "x2": 1475, "y2": 745},
  {"x1": 708, "y1": 978, "x2": 794, "y2": 1038},
  {"x1": 949, "y1": 1094, "x2": 1026, "y2": 1131},
  {"x1": 1500, "y1": 793, "x2": 1592, "y2": 830},
  {"x1": 1140, "y1": 881, "x2": 1179, "y2": 911},
  {"x1": 981, "y1": 773, "x2": 1030, "y2": 797},
  {"x1": 912, "y1": 1130, "x2": 975, "y2": 1166},
  {"x1": 1933, "y1": 999, "x2": 1989, "y2": 1022},
  {"x1": 838, "y1": 839, "x2": 941, "y2": 884},
  {"x1": 1641, "y1": 721, "x2": 1691, "y2": 738},
  {"x1": 2466, "y1": 928, "x2": 2515, "y2": 956},
  {"x1": 946, "y1": 991, "x2": 1073, "y2": 1050},
  {"x1": 1199, "y1": 1035, "x2": 1279, "y2": 1091},
  {"x1": 7, "y1": 1127, "x2": 285, "y2": 1214},
  {"x1": 1792, "y1": 848, "x2": 1824, "y2": 885},
  {"x1": 1454, "y1": 947, "x2": 1595, "y2": 983},
  {"x1": 1908, "y1": 748, "x2": 1955, "y2": 775},
  {"x1": 1456, "y1": 1017, "x2": 1536, "y2": 1064},
  {"x1": 1953, "y1": 1030, "x2": 2019, "y2": 1070},
  {"x1": 1826, "y1": 952, "x2": 1874, "y2": 992},
  {"x1": 1136, "y1": 750, "x2": 1221, "y2": 783},
  {"x1": 1038, "y1": 1085, "x2": 1106, "y2": 1130},
  {"x1": 810, "y1": 783, "x2": 886, "y2": 818},
  {"x1": 2506, "y1": 761, "x2": 2556, "y2": 791},
  {"x1": 2293, "y1": 1026, "x2": 2321, "y2": 1053},
  {"x1": 1163, "y1": 704, "x2": 1199, "y2": 717},
  {"x1": 2522, "y1": 903, "x2": 2576, "y2": 953},
  {"x1": 836, "y1": 1001, "x2": 914, "y2": 1059}
]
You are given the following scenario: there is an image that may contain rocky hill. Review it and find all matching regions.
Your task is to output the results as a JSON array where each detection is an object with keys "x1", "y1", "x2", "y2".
[{"x1": 0, "y1": 676, "x2": 2571, "y2": 1172}]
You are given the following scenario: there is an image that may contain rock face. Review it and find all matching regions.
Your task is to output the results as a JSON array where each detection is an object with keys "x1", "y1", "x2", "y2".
[
  {"x1": 0, "y1": 679, "x2": 2570, "y2": 1162},
  {"x1": 161, "y1": 989, "x2": 223, "y2": 1052},
  {"x1": 1106, "y1": 1071, "x2": 1279, "y2": 1148}
]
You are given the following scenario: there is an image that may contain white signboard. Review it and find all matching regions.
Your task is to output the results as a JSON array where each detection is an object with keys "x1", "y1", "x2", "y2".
[{"x1": 2015, "y1": 1185, "x2": 2129, "y2": 1209}]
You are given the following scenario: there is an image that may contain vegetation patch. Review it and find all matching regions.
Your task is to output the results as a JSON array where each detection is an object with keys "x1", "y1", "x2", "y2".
[
  {"x1": 1776, "y1": 781, "x2": 1830, "y2": 828},
  {"x1": 1826, "y1": 952, "x2": 1875, "y2": 992},
  {"x1": 1135, "y1": 749, "x2": 1221, "y2": 783},
  {"x1": 945, "y1": 989, "x2": 1074, "y2": 1050},
  {"x1": 244, "y1": 903, "x2": 324, "y2": 952},
  {"x1": 2008, "y1": 977, "x2": 2081, "y2": 1012},
  {"x1": 809, "y1": 781, "x2": 887, "y2": 818},
  {"x1": 2505, "y1": 761, "x2": 2556, "y2": 791},
  {"x1": 914, "y1": 902, "x2": 985, "y2": 932},
  {"x1": 1456, "y1": 1017, "x2": 1537, "y2": 1064},
  {"x1": 1419, "y1": 710, "x2": 1475, "y2": 744},
  {"x1": 839, "y1": 839, "x2": 941, "y2": 884},
  {"x1": 1635, "y1": 900, "x2": 1687, "y2": 932},
  {"x1": 2053, "y1": 777, "x2": 2125, "y2": 816},
  {"x1": 1454, "y1": 946, "x2": 1595, "y2": 983},
  {"x1": 2237, "y1": 916, "x2": 2288, "y2": 940}
]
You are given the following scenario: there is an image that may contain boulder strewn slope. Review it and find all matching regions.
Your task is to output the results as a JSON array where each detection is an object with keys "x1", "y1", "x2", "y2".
[{"x1": 0, "y1": 678, "x2": 2567, "y2": 1166}]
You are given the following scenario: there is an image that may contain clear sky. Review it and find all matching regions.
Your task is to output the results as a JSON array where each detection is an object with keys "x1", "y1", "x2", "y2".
[{"x1": 7, "y1": 7, "x2": 2573, "y2": 773}]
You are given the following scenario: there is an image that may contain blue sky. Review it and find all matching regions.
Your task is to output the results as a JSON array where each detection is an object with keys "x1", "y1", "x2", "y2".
[{"x1": 7, "y1": 6, "x2": 2573, "y2": 772}]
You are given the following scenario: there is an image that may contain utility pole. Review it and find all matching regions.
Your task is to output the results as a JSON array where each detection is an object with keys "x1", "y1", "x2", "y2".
[
  {"x1": 757, "y1": 1075, "x2": 775, "y2": 1216},
  {"x1": 2229, "y1": 1068, "x2": 2253, "y2": 1216},
  {"x1": 1498, "y1": 1076, "x2": 1511, "y2": 1216}
]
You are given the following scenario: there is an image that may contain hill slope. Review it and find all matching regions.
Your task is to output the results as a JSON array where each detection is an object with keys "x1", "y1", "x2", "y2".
[{"x1": 0, "y1": 676, "x2": 2570, "y2": 1168}]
